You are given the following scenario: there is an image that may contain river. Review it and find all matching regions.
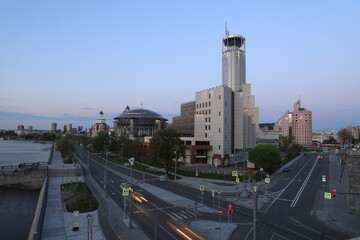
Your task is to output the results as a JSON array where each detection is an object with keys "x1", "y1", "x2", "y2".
[{"x1": 0, "y1": 138, "x2": 52, "y2": 239}]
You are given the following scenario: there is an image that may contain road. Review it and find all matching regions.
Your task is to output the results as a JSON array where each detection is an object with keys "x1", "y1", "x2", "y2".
[{"x1": 75, "y1": 147, "x2": 353, "y2": 240}]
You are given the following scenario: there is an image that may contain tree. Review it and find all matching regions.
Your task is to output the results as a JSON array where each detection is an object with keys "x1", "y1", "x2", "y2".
[
  {"x1": 150, "y1": 129, "x2": 185, "y2": 176},
  {"x1": 91, "y1": 132, "x2": 109, "y2": 154},
  {"x1": 280, "y1": 136, "x2": 295, "y2": 153},
  {"x1": 337, "y1": 128, "x2": 353, "y2": 145},
  {"x1": 249, "y1": 144, "x2": 282, "y2": 174},
  {"x1": 56, "y1": 136, "x2": 74, "y2": 160}
]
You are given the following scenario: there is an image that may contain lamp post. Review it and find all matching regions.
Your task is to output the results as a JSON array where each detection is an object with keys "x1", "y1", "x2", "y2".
[
  {"x1": 104, "y1": 149, "x2": 108, "y2": 198},
  {"x1": 128, "y1": 157, "x2": 135, "y2": 229}
]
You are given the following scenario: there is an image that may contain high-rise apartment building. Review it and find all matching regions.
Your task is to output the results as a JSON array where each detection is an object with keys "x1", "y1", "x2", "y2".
[
  {"x1": 274, "y1": 100, "x2": 312, "y2": 146},
  {"x1": 175, "y1": 30, "x2": 258, "y2": 167}
]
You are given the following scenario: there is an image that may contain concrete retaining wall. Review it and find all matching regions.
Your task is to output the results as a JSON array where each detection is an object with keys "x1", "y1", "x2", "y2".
[
  {"x1": 0, "y1": 170, "x2": 47, "y2": 190},
  {"x1": 27, "y1": 177, "x2": 49, "y2": 240}
]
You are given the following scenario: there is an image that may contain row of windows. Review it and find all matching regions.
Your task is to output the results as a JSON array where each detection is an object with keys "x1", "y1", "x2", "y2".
[
  {"x1": 196, "y1": 101, "x2": 211, "y2": 109},
  {"x1": 196, "y1": 109, "x2": 211, "y2": 115}
]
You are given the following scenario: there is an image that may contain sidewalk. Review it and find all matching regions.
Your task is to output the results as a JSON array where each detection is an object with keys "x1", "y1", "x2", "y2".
[
  {"x1": 42, "y1": 151, "x2": 105, "y2": 240},
  {"x1": 316, "y1": 153, "x2": 360, "y2": 237}
]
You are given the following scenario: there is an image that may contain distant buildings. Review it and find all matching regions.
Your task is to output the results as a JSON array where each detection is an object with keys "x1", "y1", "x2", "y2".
[
  {"x1": 113, "y1": 106, "x2": 168, "y2": 138},
  {"x1": 170, "y1": 30, "x2": 259, "y2": 167},
  {"x1": 260, "y1": 100, "x2": 312, "y2": 146},
  {"x1": 91, "y1": 111, "x2": 109, "y2": 137},
  {"x1": 51, "y1": 123, "x2": 57, "y2": 133}
]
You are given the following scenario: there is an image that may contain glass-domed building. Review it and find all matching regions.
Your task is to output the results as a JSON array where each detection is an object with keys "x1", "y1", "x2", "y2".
[{"x1": 113, "y1": 106, "x2": 168, "y2": 138}]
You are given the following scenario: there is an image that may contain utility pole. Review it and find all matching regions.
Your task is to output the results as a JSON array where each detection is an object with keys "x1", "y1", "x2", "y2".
[
  {"x1": 253, "y1": 184, "x2": 258, "y2": 240},
  {"x1": 128, "y1": 157, "x2": 135, "y2": 229}
]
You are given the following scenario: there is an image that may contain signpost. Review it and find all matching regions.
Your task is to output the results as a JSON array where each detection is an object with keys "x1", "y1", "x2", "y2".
[{"x1": 211, "y1": 190, "x2": 215, "y2": 209}]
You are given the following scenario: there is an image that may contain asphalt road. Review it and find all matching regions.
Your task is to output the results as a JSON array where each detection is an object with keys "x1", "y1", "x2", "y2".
[{"x1": 75, "y1": 148, "x2": 353, "y2": 240}]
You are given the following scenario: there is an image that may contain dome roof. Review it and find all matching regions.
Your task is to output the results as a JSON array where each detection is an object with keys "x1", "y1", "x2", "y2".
[{"x1": 114, "y1": 108, "x2": 168, "y2": 121}]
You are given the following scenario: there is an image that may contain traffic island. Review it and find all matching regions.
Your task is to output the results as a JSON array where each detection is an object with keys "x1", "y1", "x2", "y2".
[{"x1": 61, "y1": 181, "x2": 99, "y2": 213}]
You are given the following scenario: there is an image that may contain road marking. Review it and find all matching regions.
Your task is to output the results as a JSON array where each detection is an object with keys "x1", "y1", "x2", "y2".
[
  {"x1": 270, "y1": 232, "x2": 290, "y2": 240},
  {"x1": 286, "y1": 228, "x2": 313, "y2": 240},
  {"x1": 244, "y1": 226, "x2": 253, "y2": 240},
  {"x1": 290, "y1": 158, "x2": 318, "y2": 207},
  {"x1": 276, "y1": 198, "x2": 293, "y2": 202},
  {"x1": 289, "y1": 217, "x2": 337, "y2": 240},
  {"x1": 159, "y1": 225, "x2": 178, "y2": 240},
  {"x1": 264, "y1": 158, "x2": 311, "y2": 213},
  {"x1": 178, "y1": 212, "x2": 188, "y2": 219}
]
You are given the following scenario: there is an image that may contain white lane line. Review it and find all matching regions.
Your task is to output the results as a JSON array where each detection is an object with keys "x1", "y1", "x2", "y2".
[
  {"x1": 244, "y1": 226, "x2": 253, "y2": 240},
  {"x1": 286, "y1": 228, "x2": 313, "y2": 240},
  {"x1": 170, "y1": 212, "x2": 183, "y2": 220},
  {"x1": 177, "y1": 212, "x2": 188, "y2": 219},
  {"x1": 271, "y1": 232, "x2": 290, "y2": 240},
  {"x1": 264, "y1": 158, "x2": 311, "y2": 214},
  {"x1": 290, "y1": 158, "x2": 318, "y2": 207},
  {"x1": 159, "y1": 225, "x2": 178, "y2": 240}
]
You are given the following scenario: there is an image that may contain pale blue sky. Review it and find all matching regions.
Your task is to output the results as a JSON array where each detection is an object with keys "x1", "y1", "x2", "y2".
[{"x1": 1, "y1": 0, "x2": 359, "y2": 132}]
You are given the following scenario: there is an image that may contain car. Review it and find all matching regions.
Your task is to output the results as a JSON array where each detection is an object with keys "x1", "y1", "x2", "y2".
[
  {"x1": 317, "y1": 155, "x2": 324, "y2": 160},
  {"x1": 283, "y1": 167, "x2": 289, "y2": 172}
]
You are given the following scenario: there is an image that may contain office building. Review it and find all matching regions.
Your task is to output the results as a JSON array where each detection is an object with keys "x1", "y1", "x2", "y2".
[{"x1": 173, "y1": 30, "x2": 259, "y2": 167}]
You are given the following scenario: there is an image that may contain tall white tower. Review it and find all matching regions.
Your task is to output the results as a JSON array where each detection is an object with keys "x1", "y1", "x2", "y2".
[{"x1": 222, "y1": 31, "x2": 246, "y2": 92}]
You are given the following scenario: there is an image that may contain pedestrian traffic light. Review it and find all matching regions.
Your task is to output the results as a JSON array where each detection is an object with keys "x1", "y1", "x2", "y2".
[{"x1": 333, "y1": 189, "x2": 337, "y2": 198}]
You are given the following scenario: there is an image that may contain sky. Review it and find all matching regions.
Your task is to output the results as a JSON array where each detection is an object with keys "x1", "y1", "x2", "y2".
[{"x1": 1, "y1": 0, "x2": 359, "y2": 132}]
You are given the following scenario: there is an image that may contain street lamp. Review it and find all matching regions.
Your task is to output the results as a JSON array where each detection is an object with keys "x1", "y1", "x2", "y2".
[
  {"x1": 104, "y1": 149, "x2": 109, "y2": 198},
  {"x1": 128, "y1": 157, "x2": 135, "y2": 229}
]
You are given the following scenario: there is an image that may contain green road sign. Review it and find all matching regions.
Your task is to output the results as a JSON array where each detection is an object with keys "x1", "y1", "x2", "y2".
[
  {"x1": 122, "y1": 189, "x2": 129, "y2": 196},
  {"x1": 235, "y1": 177, "x2": 240, "y2": 183},
  {"x1": 232, "y1": 171, "x2": 238, "y2": 177},
  {"x1": 211, "y1": 190, "x2": 215, "y2": 197},
  {"x1": 123, "y1": 162, "x2": 130, "y2": 167},
  {"x1": 200, "y1": 185, "x2": 205, "y2": 191},
  {"x1": 265, "y1": 178, "x2": 270, "y2": 184}
]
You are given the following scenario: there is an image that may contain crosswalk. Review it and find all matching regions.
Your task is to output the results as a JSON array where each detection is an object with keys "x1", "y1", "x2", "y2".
[{"x1": 166, "y1": 210, "x2": 202, "y2": 220}]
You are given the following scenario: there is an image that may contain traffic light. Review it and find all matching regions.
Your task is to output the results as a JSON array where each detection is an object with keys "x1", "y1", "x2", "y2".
[{"x1": 333, "y1": 189, "x2": 337, "y2": 198}]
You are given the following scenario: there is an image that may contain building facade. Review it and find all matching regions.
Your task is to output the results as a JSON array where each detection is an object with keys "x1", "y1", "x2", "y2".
[
  {"x1": 167, "y1": 101, "x2": 195, "y2": 137},
  {"x1": 113, "y1": 106, "x2": 168, "y2": 138},
  {"x1": 274, "y1": 100, "x2": 312, "y2": 146},
  {"x1": 175, "y1": 30, "x2": 259, "y2": 167},
  {"x1": 91, "y1": 111, "x2": 109, "y2": 137}
]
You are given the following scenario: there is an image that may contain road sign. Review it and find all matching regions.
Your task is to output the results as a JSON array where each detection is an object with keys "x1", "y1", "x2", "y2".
[
  {"x1": 200, "y1": 185, "x2": 205, "y2": 191},
  {"x1": 123, "y1": 162, "x2": 130, "y2": 167},
  {"x1": 265, "y1": 178, "x2": 271, "y2": 184},
  {"x1": 218, "y1": 194, "x2": 221, "y2": 199},
  {"x1": 211, "y1": 190, "x2": 215, "y2": 197},
  {"x1": 195, "y1": 170, "x2": 198, "y2": 177},
  {"x1": 217, "y1": 190, "x2": 221, "y2": 195},
  {"x1": 235, "y1": 177, "x2": 240, "y2": 183},
  {"x1": 122, "y1": 189, "x2": 129, "y2": 196},
  {"x1": 218, "y1": 209, "x2": 223, "y2": 215},
  {"x1": 253, "y1": 186, "x2": 257, "y2": 193},
  {"x1": 232, "y1": 171, "x2": 238, "y2": 177},
  {"x1": 260, "y1": 168, "x2": 264, "y2": 171},
  {"x1": 324, "y1": 192, "x2": 332, "y2": 199},
  {"x1": 159, "y1": 175, "x2": 165, "y2": 181},
  {"x1": 227, "y1": 204, "x2": 233, "y2": 213}
]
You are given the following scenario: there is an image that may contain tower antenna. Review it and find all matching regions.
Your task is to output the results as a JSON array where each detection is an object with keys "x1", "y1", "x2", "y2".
[{"x1": 140, "y1": 101, "x2": 143, "y2": 109}]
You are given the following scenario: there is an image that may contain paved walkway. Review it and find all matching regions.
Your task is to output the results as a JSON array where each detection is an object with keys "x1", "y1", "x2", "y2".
[{"x1": 42, "y1": 151, "x2": 105, "y2": 240}]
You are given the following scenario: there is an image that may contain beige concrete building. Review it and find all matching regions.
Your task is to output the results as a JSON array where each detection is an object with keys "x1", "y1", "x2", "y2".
[
  {"x1": 172, "y1": 30, "x2": 259, "y2": 167},
  {"x1": 167, "y1": 101, "x2": 195, "y2": 137}
]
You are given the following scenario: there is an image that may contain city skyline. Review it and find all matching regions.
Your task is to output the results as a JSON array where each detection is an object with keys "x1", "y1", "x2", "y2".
[{"x1": 1, "y1": 1, "x2": 359, "y2": 132}]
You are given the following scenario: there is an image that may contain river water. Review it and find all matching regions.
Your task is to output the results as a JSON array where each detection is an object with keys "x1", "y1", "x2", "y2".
[{"x1": 0, "y1": 139, "x2": 52, "y2": 239}]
